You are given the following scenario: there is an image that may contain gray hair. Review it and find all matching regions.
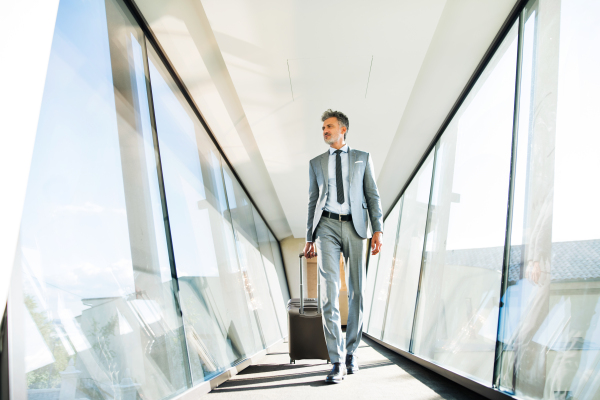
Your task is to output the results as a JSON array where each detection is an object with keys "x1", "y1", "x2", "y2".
[{"x1": 321, "y1": 109, "x2": 349, "y2": 140}]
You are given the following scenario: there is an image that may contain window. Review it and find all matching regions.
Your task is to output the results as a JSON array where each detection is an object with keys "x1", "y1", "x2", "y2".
[
  {"x1": 222, "y1": 164, "x2": 283, "y2": 347},
  {"x1": 15, "y1": 0, "x2": 288, "y2": 396},
  {"x1": 365, "y1": 201, "x2": 402, "y2": 338},
  {"x1": 148, "y1": 44, "x2": 264, "y2": 382},
  {"x1": 18, "y1": 0, "x2": 190, "y2": 397},
  {"x1": 382, "y1": 151, "x2": 434, "y2": 351},
  {"x1": 496, "y1": 0, "x2": 600, "y2": 397},
  {"x1": 411, "y1": 23, "x2": 518, "y2": 385}
]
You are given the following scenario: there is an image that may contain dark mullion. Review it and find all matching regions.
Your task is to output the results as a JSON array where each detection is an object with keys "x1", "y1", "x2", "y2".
[
  {"x1": 250, "y1": 206, "x2": 284, "y2": 340},
  {"x1": 384, "y1": 0, "x2": 530, "y2": 221},
  {"x1": 219, "y1": 162, "x2": 267, "y2": 351},
  {"x1": 274, "y1": 238, "x2": 291, "y2": 301},
  {"x1": 140, "y1": 35, "x2": 194, "y2": 389},
  {"x1": 122, "y1": 0, "x2": 281, "y2": 242},
  {"x1": 492, "y1": 8, "x2": 526, "y2": 393},
  {"x1": 409, "y1": 144, "x2": 439, "y2": 354}
]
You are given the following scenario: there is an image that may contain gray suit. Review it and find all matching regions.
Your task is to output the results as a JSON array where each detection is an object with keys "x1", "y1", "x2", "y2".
[{"x1": 306, "y1": 147, "x2": 383, "y2": 363}]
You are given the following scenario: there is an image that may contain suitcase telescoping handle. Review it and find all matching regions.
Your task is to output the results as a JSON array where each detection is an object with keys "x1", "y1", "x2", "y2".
[{"x1": 298, "y1": 252, "x2": 321, "y2": 314}]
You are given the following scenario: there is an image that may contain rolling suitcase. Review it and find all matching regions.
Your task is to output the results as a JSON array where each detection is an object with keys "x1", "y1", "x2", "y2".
[{"x1": 287, "y1": 252, "x2": 330, "y2": 364}]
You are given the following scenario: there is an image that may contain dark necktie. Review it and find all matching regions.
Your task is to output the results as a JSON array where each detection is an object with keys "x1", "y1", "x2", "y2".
[{"x1": 335, "y1": 150, "x2": 344, "y2": 204}]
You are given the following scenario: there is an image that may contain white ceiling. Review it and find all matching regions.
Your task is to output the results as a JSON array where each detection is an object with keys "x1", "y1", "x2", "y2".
[
  {"x1": 201, "y1": 0, "x2": 448, "y2": 239},
  {"x1": 136, "y1": 0, "x2": 517, "y2": 239}
]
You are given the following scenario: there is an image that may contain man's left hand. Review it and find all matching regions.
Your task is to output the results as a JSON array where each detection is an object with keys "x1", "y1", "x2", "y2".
[{"x1": 371, "y1": 232, "x2": 383, "y2": 255}]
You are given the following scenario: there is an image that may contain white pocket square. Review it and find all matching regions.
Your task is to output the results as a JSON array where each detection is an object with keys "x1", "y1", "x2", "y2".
[{"x1": 355, "y1": 161, "x2": 363, "y2": 163}]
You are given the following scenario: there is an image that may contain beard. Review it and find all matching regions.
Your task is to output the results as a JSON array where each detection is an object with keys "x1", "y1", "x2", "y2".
[{"x1": 324, "y1": 133, "x2": 339, "y2": 145}]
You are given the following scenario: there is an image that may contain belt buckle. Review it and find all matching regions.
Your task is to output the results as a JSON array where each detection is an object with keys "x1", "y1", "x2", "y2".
[{"x1": 339, "y1": 214, "x2": 342, "y2": 222}]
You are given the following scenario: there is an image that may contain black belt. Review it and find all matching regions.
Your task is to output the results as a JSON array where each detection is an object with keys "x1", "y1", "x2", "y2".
[{"x1": 323, "y1": 211, "x2": 352, "y2": 222}]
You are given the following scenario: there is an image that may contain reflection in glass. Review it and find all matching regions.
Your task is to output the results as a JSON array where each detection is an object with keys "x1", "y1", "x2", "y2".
[
  {"x1": 253, "y1": 207, "x2": 288, "y2": 336},
  {"x1": 365, "y1": 201, "x2": 402, "y2": 339},
  {"x1": 268, "y1": 231, "x2": 291, "y2": 305},
  {"x1": 20, "y1": 0, "x2": 190, "y2": 398},
  {"x1": 411, "y1": 23, "x2": 518, "y2": 385},
  {"x1": 147, "y1": 44, "x2": 264, "y2": 383},
  {"x1": 222, "y1": 164, "x2": 282, "y2": 347},
  {"x1": 364, "y1": 248, "x2": 380, "y2": 333},
  {"x1": 382, "y1": 151, "x2": 434, "y2": 350},
  {"x1": 496, "y1": 0, "x2": 600, "y2": 398}
]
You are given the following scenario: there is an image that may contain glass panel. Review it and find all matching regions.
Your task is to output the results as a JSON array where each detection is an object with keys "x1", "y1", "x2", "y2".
[
  {"x1": 252, "y1": 207, "x2": 287, "y2": 337},
  {"x1": 268, "y1": 231, "x2": 291, "y2": 304},
  {"x1": 497, "y1": 0, "x2": 600, "y2": 397},
  {"x1": 222, "y1": 164, "x2": 282, "y2": 347},
  {"x1": 365, "y1": 201, "x2": 402, "y2": 338},
  {"x1": 147, "y1": 44, "x2": 262, "y2": 383},
  {"x1": 19, "y1": 0, "x2": 190, "y2": 398},
  {"x1": 411, "y1": 23, "x2": 518, "y2": 385},
  {"x1": 382, "y1": 151, "x2": 434, "y2": 350},
  {"x1": 363, "y1": 246, "x2": 380, "y2": 333}
]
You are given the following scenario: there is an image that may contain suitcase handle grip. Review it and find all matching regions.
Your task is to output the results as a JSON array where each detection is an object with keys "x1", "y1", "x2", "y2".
[{"x1": 298, "y1": 253, "x2": 321, "y2": 315}]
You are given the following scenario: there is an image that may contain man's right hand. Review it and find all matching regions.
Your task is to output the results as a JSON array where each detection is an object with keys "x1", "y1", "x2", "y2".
[{"x1": 304, "y1": 242, "x2": 316, "y2": 259}]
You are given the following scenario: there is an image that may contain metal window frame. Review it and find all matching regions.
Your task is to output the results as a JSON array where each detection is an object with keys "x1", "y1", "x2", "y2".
[
  {"x1": 139, "y1": 34, "x2": 194, "y2": 389},
  {"x1": 383, "y1": 0, "x2": 530, "y2": 221},
  {"x1": 492, "y1": 6, "x2": 526, "y2": 394},
  {"x1": 365, "y1": 201, "x2": 401, "y2": 333},
  {"x1": 121, "y1": 0, "x2": 283, "y2": 246},
  {"x1": 123, "y1": 0, "x2": 289, "y2": 357},
  {"x1": 374, "y1": 1, "x2": 535, "y2": 398},
  {"x1": 380, "y1": 196, "x2": 405, "y2": 340},
  {"x1": 408, "y1": 144, "x2": 439, "y2": 354}
]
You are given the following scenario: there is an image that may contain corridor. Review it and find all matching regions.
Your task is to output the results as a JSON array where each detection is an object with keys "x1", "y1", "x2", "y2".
[{"x1": 210, "y1": 336, "x2": 485, "y2": 400}]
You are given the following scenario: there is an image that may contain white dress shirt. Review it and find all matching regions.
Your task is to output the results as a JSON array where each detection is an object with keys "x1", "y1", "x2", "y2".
[{"x1": 324, "y1": 144, "x2": 351, "y2": 215}]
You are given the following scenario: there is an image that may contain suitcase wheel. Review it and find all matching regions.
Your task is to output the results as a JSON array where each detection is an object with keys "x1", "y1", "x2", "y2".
[{"x1": 290, "y1": 358, "x2": 295, "y2": 364}]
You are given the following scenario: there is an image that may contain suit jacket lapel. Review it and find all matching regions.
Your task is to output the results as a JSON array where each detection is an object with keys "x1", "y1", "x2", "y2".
[
  {"x1": 320, "y1": 151, "x2": 329, "y2": 193},
  {"x1": 349, "y1": 147, "x2": 356, "y2": 187}
]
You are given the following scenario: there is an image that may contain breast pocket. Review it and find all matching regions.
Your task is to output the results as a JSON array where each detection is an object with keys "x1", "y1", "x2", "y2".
[{"x1": 353, "y1": 162, "x2": 364, "y2": 179}]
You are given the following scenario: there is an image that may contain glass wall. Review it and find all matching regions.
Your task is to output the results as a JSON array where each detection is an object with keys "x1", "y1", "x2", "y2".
[
  {"x1": 364, "y1": 0, "x2": 600, "y2": 398},
  {"x1": 18, "y1": 0, "x2": 191, "y2": 398},
  {"x1": 222, "y1": 165, "x2": 282, "y2": 347},
  {"x1": 381, "y1": 151, "x2": 434, "y2": 351},
  {"x1": 147, "y1": 44, "x2": 265, "y2": 382},
  {"x1": 253, "y1": 206, "x2": 289, "y2": 336},
  {"x1": 411, "y1": 23, "x2": 518, "y2": 384},
  {"x1": 363, "y1": 247, "x2": 380, "y2": 333},
  {"x1": 496, "y1": 0, "x2": 600, "y2": 398},
  {"x1": 365, "y1": 201, "x2": 402, "y2": 339},
  {"x1": 14, "y1": 0, "x2": 289, "y2": 398}
]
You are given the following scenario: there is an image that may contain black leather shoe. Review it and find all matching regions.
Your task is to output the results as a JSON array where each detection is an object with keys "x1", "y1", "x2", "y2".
[
  {"x1": 345, "y1": 354, "x2": 359, "y2": 374},
  {"x1": 325, "y1": 362, "x2": 346, "y2": 383}
]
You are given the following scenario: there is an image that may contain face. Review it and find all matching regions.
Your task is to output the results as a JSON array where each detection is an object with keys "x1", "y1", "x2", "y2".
[{"x1": 322, "y1": 117, "x2": 346, "y2": 145}]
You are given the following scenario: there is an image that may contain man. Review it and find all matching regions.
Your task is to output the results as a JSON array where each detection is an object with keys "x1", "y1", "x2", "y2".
[{"x1": 304, "y1": 109, "x2": 383, "y2": 383}]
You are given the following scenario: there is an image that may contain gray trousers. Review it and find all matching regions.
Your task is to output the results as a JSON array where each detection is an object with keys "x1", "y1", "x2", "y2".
[{"x1": 314, "y1": 216, "x2": 367, "y2": 363}]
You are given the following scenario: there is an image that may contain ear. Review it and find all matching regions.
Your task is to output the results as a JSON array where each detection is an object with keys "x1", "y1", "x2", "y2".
[{"x1": 341, "y1": 126, "x2": 347, "y2": 134}]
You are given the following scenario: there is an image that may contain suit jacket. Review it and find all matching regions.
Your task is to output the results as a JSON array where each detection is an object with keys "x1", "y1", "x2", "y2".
[{"x1": 306, "y1": 146, "x2": 383, "y2": 242}]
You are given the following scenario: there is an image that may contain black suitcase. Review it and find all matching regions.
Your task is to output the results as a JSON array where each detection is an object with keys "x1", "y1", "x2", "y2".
[{"x1": 287, "y1": 253, "x2": 330, "y2": 364}]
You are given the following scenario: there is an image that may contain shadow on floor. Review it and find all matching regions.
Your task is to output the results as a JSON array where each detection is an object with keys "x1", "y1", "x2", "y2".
[
  {"x1": 224, "y1": 360, "x2": 395, "y2": 388},
  {"x1": 210, "y1": 336, "x2": 486, "y2": 400},
  {"x1": 360, "y1": 337, "x2": 486, "y2": 400}
]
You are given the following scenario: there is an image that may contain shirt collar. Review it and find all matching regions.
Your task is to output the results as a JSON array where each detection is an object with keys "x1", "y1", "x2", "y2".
[{"x1": 329, "y1": 144, "x2": 349, "y2": 155}]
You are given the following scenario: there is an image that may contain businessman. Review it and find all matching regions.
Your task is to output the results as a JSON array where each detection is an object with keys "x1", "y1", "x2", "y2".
[{"x1": 304, "y1": 109, "x2": 383, "y2": 383}]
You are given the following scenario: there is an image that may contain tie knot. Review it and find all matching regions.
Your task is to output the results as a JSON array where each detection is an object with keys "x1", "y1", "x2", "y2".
[{"x1": 335, "y1": 150, "x2": 342, "y2": 155}]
